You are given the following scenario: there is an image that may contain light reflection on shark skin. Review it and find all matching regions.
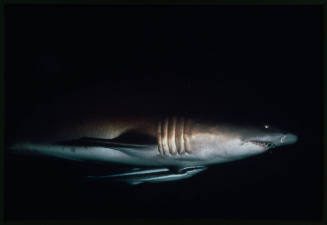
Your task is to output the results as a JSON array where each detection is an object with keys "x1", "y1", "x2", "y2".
[{"x1": 9, "y1": 116, "x2": 298, "y2": 184}]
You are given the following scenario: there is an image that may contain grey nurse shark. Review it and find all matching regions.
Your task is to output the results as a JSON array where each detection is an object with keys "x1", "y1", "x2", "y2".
[{"x1": 9, "y1": 115, "x2": 297, "y2": 185}]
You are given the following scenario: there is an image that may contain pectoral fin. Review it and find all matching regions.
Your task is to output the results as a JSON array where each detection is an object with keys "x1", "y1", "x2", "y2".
[
  {"x1": 87, "y1": 166, "x2": 207, "y2": 185},
  {"x1": 57, "y1": 130, "x2": 157, "y2": 151},
  {"x1": 57, "y1": 137, "x2": 155, "y2": 153}
]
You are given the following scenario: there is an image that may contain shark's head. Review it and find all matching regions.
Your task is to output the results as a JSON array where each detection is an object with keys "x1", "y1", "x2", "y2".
[{"x1": 187, "y1": 119, "x2": 298, "y2": 162}]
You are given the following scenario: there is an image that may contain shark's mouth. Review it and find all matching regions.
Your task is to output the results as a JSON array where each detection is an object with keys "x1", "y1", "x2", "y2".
[{"x1": 250, "y1": 140, "x2": 276, "y2": 149}]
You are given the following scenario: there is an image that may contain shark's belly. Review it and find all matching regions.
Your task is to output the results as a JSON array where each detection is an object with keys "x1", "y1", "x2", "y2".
[
  {"x1": 10, "y1": 143, "x2": 149, "y2": 164},
  {"x1": 10, "y1": 142, "x2": 210, "y2": 167}
]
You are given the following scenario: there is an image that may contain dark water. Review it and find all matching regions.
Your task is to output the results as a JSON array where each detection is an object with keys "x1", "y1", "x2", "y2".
[{"x1": 5, "y1": 6, "x2": 322, "y2": 220}]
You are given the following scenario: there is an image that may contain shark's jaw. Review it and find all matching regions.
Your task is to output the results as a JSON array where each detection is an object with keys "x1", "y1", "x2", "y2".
[
  {"x1": 249, "y1": 140, "x2": 276, "y2": 150},
  {"x1": 248, "y1": 132, "x2": 298, "y2": 151}
]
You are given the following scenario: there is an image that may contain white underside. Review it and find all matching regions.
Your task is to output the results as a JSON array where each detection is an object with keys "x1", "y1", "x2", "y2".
[{"x1": 9, "y1": 142, "x2": 237, "y2": 167}]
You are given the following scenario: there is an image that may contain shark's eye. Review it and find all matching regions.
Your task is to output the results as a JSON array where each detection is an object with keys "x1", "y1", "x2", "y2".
[{"x1": 264, "y1": 125, "x2": 270, "y2": 129}]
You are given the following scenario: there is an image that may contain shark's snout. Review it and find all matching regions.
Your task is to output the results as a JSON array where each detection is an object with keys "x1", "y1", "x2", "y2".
[
  {"x1": 280, "y1": 133, "x2": 298, "y2": 145},
  {"x1": 249, "y1": 132, "x2": 298, "y2": 151}
]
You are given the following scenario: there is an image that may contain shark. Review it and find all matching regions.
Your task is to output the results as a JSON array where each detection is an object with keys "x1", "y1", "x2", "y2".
[{"x1": 8, "y1": 115, "x2": 298, "y2": 185}]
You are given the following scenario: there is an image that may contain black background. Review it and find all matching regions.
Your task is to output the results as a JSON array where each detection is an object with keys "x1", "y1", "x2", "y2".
[{"x1": 5, "y1": 6, "x2": 322, "y2": 220}]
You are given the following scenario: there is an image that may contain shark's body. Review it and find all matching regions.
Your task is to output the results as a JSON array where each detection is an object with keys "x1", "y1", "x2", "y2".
[{"x1": 9, "y1": 114, "x2": 298, "y2": 185}]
